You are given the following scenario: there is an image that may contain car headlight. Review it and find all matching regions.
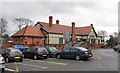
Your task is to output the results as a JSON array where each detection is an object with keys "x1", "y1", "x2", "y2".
[{"x1": 85, "y1": 52, "x2": 88, "y2": 55}]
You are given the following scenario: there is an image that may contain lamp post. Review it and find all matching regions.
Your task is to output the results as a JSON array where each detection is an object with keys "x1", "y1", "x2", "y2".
[{"x1": 42, "y1": 37, "x2": 44, "y2": 47}]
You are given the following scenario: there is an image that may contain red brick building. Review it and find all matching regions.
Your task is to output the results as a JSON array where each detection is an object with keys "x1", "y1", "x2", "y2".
[
  {"x1": 12, "y1": 16, "x2": 101, "y2": 49},
  {"x1": 12, "y1": 26, "x2": 46, "y2": 46}
]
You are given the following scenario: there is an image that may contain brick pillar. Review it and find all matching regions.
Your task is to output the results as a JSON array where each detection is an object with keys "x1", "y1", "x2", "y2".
[{"x1": 71, "y1": 22, "x2": 76, "y2": 42}]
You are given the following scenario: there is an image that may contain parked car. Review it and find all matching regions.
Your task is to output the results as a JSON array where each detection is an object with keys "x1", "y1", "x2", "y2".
[
  {"x1": 0, "y1": 54, "x2": 5, "y2": 72},
  {"x1": 56, "y1": 47, "x2": 93, "y2": 60},
  {"x1": 1, "y1": 47, "x2": 23, "y2": 63},
  {"x1": 114, "y1": 44, "x2": 120, "y2": 53},
  {"x1": 12, "y1": 45, "x2": 28, "y2": 51},
  {"x1": 113, "y1": 45, "x2": 118, "y2": 51},
  {"x1": 46, "y1": 47, "x2": 59, "y2": 57},
  {"x1": 22, "y1": 46, "x2": 49, "y2": 60}
]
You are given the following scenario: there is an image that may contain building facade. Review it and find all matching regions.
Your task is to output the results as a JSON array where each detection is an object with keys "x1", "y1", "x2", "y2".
[{"x1": 12, "y1": 16, "x2": 102, "y2": 49}]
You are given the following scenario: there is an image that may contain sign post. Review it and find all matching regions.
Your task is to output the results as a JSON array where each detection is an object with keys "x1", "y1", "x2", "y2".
[{"x1": 63, "y1": 30, "x2": 71, "y2": 43}]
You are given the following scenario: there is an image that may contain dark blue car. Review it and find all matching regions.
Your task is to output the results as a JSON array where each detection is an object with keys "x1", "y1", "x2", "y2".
[
  {"x1": 12, "y1": 45, "x2": 28, "y2": 51},
  {"x1": 56, "y1": 47, "x2": 92, "y2": 60}
]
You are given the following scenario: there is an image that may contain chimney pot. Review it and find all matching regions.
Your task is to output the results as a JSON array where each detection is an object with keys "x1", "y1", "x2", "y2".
[
  {"x1": 91, "y1": 24, "x2": 93, "y2": 26},
  {"x1": 49, "y1": 16, "x2": 53, "y2": 27},
  {"x1": 56, "y1": 20, "x2": 59, "y2": 25}
]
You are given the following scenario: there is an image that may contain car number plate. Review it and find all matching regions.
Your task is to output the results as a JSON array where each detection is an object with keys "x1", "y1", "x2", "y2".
[
  {"x1": 43, "y1": 55, "x2": 46, "y2": 56},
  {"x1": 15, "y1": 57, "x2": 20, "y2": 59}
]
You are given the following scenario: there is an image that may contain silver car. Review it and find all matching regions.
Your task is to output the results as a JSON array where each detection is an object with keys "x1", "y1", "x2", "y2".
[{"x1": 0, "y1": 54, "x2": 5, "y2": 72}]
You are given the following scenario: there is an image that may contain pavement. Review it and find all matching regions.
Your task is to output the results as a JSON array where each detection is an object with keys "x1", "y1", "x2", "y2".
[{"x1": 4, "y1": 49, "x2": 119, "y2": 72}]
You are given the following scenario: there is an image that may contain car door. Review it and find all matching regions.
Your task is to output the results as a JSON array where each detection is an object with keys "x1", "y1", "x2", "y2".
[
  {"x1": 24, "y1": 49, "x2": 31, "y2": 58},
  {"x1": 62, "y1": 48, "x2": 70, "y2": 58},
  {"x1": 29, "y1": 48, "x2": 36, "y2": 58},
  {"x1": 69, "y1": 48, "x2": 78, "y2": 58}
]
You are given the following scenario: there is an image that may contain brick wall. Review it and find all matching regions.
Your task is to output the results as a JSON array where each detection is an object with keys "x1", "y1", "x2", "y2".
[
  {"x1": 13, "y1": 37, "x2": 43, "y2": 46},
  {"x1": 2, "y1": 42, "x2": 13, "y2": 48}
]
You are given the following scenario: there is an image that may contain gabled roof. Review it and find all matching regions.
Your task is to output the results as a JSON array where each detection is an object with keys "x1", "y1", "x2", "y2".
[
  {"x1": 38, "y1": 22, "x2": 71, "y2": 34},
  {"x1": 37, "y1": 22, "x2": 95, "y2": 36},
  {"x1": 12, "y1": 26, "x2": 44, "y2": 37},
  {"x1": 76, "y1": 26, "x2": 92, "y2": 35}
]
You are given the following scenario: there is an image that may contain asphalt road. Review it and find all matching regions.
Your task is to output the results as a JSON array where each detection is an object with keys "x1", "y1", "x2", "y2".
[{"x1": 4, "y1": 49, "x2": 118, "y2": 72}]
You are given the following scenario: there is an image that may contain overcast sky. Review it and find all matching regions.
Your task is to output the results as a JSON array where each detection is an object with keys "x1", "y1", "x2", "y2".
[{"x1": 0, "y1": 0, "x2": 119, "y2": 37}]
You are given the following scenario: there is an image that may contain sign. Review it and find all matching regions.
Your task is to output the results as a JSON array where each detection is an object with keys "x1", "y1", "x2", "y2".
[{"x1": 63, "y1": 30, "x2": 71, "y2": 41}]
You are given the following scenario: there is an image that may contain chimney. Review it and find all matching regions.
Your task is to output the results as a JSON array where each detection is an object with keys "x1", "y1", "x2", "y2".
[
  {"x1": 49, "y1": 16, "x2": 53, "y2": 27},
  {"x1": 71, "y1": 22, "x2": 76, "y2": 42},
  {"x1": 56, "y1": 20, "x2": 59, "y2": 25},
  {"x1": 91, "y1": 24, "x2": 93, "y2": 26}
]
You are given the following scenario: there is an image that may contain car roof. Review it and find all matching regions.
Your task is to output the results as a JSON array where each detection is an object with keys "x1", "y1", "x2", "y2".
[
  {"x1": 32, "y1": 46, "x2": 46, "y2": 48},
  {"x1": 48, "y1": 47, "x2": 56, "y2": 48},
  {"x1": 72, "y1": 47, "x2": 86, "y2": 49},
  {"x1": 6, "y1": 47, "x2": 18, "y2": 50}
]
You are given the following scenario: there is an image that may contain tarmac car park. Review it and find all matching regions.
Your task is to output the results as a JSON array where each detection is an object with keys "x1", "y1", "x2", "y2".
[{"x1": 0, "y1": 41, "x2": 118, "y2": 72}]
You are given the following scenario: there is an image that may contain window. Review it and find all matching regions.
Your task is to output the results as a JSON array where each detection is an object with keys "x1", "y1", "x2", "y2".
[
  {"x1": 26, "y1": 49, "x2": 30, "y2": 52},
  {"x1": 76, "y1": 38, "x2": 80, "y2": 41},
  {"x1": 98, "y1": 40, "x2": 100, "y2": 44},
  {"x1": 30, "y1": 48, "x2": 35, "y2": 52},
  {"x1": 63, "y1": 48, "x2": 70, "y2": 52},
  {"x1": 59, "y1": 38, "x2": 63, "y2": 44},
  {"x1": 70, "y1": 48, "x2": 78, "y2": 52},
  {"x1": 91, "y1": 39, "x2": 95, "y2": 44}
]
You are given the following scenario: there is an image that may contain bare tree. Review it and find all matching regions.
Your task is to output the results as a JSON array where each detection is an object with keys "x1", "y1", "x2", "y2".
[
  {"x1": 97, "y1": 30, "x2": 108, "y2": 43},
  {"x1": 13, "y1": 18, "x2": 33, "y2": 30},
  {"x1": 110, "y1": 32, "x2": 118, "y2": 45},
  {"x1": 0, "y1": 18, "x2": 7, "y2": 36},
  {"x1": 111, "y1": 32, "x2": 118, "y2": 38}
]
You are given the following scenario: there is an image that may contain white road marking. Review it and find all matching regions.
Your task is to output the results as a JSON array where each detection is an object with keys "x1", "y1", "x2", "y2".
[
  {"x1": 14, "y1": 62, "x2": 19, "y2": 72},
  {"x1": 96, "y1": 55, "x2": 101, "y2": 60},
  {"x1": 24, "y1": 58, "x2": 67, "y2": 65},
  {"x1": 5, "y1": 68, "x2": 16, "y2": 72},
  {"x1": 92, "y1": 54, "x2": 101, "y2": 60},
  {"x1": 48, "y1": 61, "x2": 67, "y2": 65},
  {"x1": 18, "y1": 63, "x2": 48, "y2": 69},
  {"x1": 25, "y1": 58, "x2": 45, "y2": 62},
  {"x1": 79, "y1": 61, "x2": 84, "y2": 62}
]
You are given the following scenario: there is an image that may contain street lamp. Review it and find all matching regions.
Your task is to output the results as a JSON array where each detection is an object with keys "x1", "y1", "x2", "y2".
[{"x1": 42, "y1": 37, "x2": 44, "y2": 47}]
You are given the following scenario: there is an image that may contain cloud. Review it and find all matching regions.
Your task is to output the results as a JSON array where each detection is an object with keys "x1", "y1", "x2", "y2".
[{"x1": 1, "y1": 1, "x2": 119, "y2": 36}]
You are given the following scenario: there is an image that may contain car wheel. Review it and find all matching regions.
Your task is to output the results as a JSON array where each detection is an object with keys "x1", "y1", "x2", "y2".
[
  {"x1": 75, "y1": 55, "x2": 80, "y2": 61},
  {"x1": 6, "y1": 57, "x2": 9, "y2": 63},
  {"x1": 44, "y1": 56, "x2": 48, "y2": 59},
  {"x1": 2, "y1": 68, "x2": 5, "y2": 72},
  {"x1": 19, "y1": 59, "x2": 23, "y2": 62},
  {"x1": 57, "y1": 54, "x2": 61, "y2": 59},
  {"x1": 33, "y1": 55, "x2": 37, "y2": 60}
]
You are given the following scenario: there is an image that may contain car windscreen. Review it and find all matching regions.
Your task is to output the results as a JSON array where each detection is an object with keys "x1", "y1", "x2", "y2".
[
  {"x1": 11, "y1": 49, "x2": 21, "y2": 54},
  {"x1": 14, "y1": 45, "x2": 25, "y2": 48},
  {"x1": 76, "y1": 47, "x2": 88, "y2": 51},
  {"x1": 49, "y1": 47, "x2": 58, "y2": 52},
  {"x1": 37, "y1": 47, "x2": 47, "y2": 52}
]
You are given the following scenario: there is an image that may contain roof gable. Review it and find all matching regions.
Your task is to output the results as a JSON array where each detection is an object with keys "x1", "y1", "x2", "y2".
[
  {"x1": 12, "y1": 26, "x2": 44, "y2": 37},
  {"x1": 37, "y1": 22, "x2": 93, "y2": 36}
]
